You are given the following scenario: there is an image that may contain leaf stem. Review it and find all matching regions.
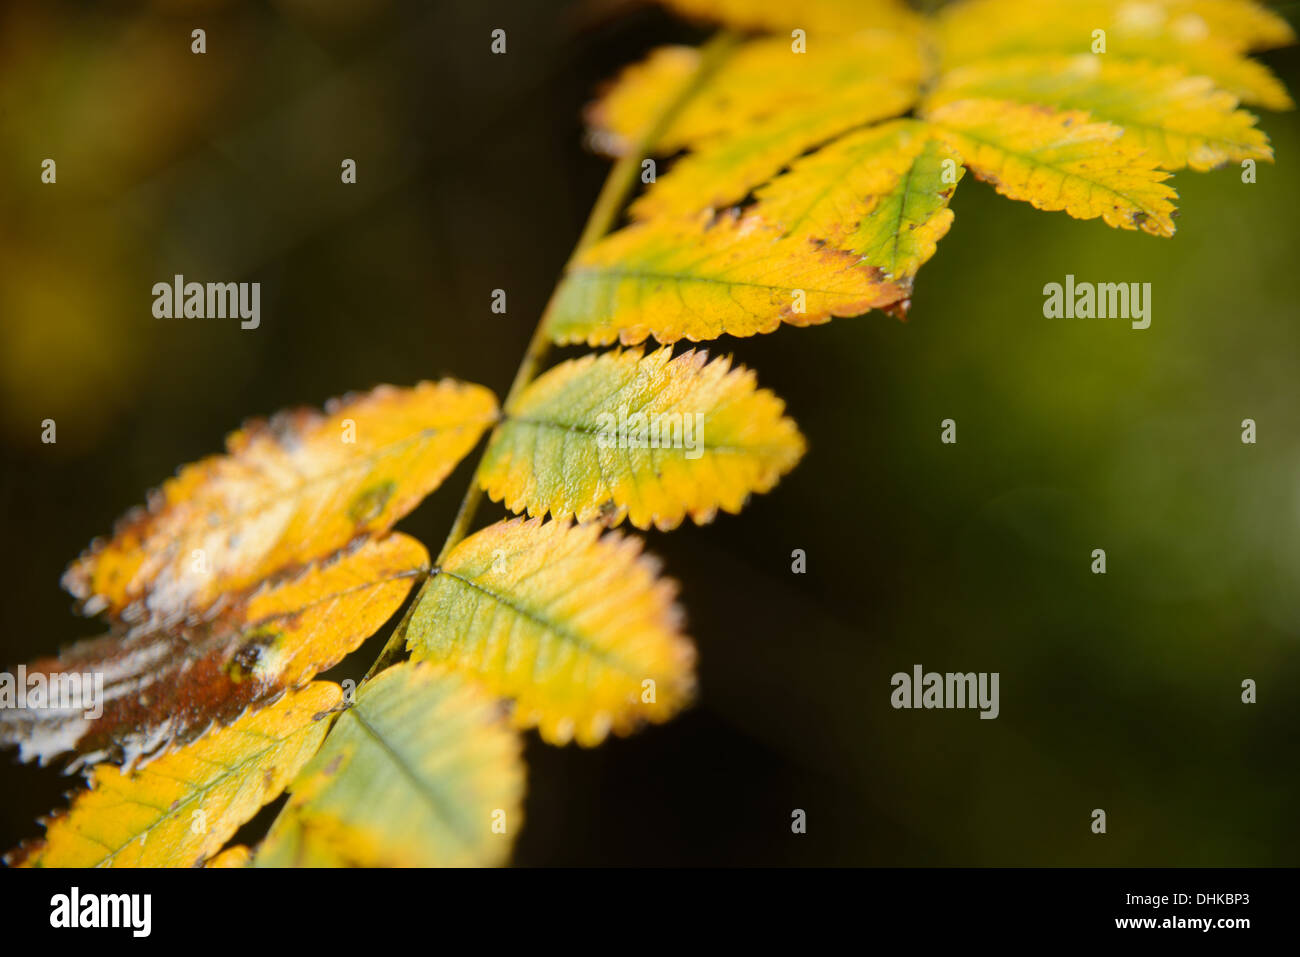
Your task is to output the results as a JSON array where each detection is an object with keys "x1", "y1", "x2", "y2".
[{"x1": 362, "y1": 29, "x2": 739, "y2": 682}]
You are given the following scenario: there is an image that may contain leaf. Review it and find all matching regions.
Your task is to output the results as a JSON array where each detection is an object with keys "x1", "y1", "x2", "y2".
[
  {"x1": 207, "y1": 845, "x2": 252, "y2": 867},
  {"x1": 935, "y1": 0, "x2": 1295, "y2": 109},
  {"x1": 585, "y1": 46, "x2": 702, "y2": 157},
  {"x1": 547, "y1": 210, "x2": 909, "y2": 347},
  {"x1": 753, "y1": 120, "x2": 964, "y2": 281},
  {"x1": 480, "y1": 348, "x2": 805, "y2": 530},
  {"x1": 927, "y1": 55, "x2": 1272, "y2": 171},
  {"x1": 63, "y1": 381, "x2": 497, "y2": 627},
  {"x1": 925, "y1": 98, "x2": 1178, "y2": 236},
  {"x1": 592, "y1": 34, "x2": 923, "y2": 153},
  {"x1": 588, "y1": 34, "x2": 924, "y2": 219},
  {"x1": 406, "y1": 518, "x2": 695, "y2": 746},
  {"x1": 580, "y1": 0, "x2": 1290, "y2": 325},
  {"x1": 2, "y1": 534, "x2": 427, "y2": 769},
  {"x1": 256, "y1": 662, "x2": 524, "y2": 868},
  {"x1": 629, "y1": 80, "x2": 919, "y2": 220},
  {"x1": 8, "y1": 682, "x2": 338, "y2": 868}
]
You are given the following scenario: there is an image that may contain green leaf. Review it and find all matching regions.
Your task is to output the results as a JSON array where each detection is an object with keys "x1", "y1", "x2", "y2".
[
  {"x1": 480, "y1": 347, "x2": 805, "y2": 529},
  {"x1": 257, "y1": 662, "x2": 524, "y2": 868}
]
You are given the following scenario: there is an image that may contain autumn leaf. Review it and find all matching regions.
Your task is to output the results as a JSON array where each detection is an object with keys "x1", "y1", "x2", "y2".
[
  {"x1": 2, "y1": 534, "x2": 427, "y2": 769},
  {"x1": 559, "y1": 0, "x2": 1291, "y2": 346},
  {"x1": 547, "y1": 210, "x2": 908, "y2": 346},
  {"x1": 480, "y1": 347, "x2": 805, "y2": 530},
  {"x1": 586, "y1": 46, "x2": 701, "y2": 157},
  {"x1": 6, "y1": 0, "x2": 1293, "y2": 871},
  {"x1": 256, "y1": 662, "x2": 524, "y2": 867},
  {"x1": 935, "y1": 0, "x2": 1295, "y2": 110},
  {"x1": 593, "y1": 33, "x2": 925, "y2": 220},
  {"x1": 631, "y1": 81, "x2": 919, "y2": 221},
  {"x1": 207, "y1": 845, "x2": 252, "y2": 867},
  {"x1": 925, "y1": 99, "x2": 1178, "y2": 236},
  {"x1": 63, "y1": 380, "x2": 497, "y2": 627},
  {"x1": 405, "y1": 518, "x2": 695, "y2": 746},
  {"x1": 752, "y1": 120, "x2": 964, "y2": 282},
  {"x1": 925, "y1": 56, "x2": 1272, "y2": 171},
  {"x1": 8, "y1": 682, "x2": 338, "y2": 868}
]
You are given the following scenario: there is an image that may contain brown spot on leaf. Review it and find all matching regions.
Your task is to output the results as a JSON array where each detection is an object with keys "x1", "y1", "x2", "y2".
[{"x1": 348, "y1": 480, "x2": 397, "y2": 525}]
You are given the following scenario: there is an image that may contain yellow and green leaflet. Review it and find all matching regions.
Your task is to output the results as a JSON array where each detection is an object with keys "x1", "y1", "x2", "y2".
[
  {"x1": 547, "y1": 211, "x2": 909, "y2": 346},
  {"x1": 630, "y1": 80, "x2": 918, "y2": 220},
  {"x1": 481, "y1": 348, "x2": 805, "y2": 530},
  {"x1": 589, "y1": 32, "x2": 924, "y2": 160},
  {"x1": 926, "y1": 99, "x2": 1178, "y2": 236},
  {"x1": 927, "y1": 56, "x2": 1271, "y2": 171},
  {"x1": 11, "y1": 683, "x2": 339, "y2": 868},
  {"x1": 63, "y1": 380, "x2": 497, "y2": 626},
  {"x1": 406, "y1": 518, "x2": 696, "y2": 746},
  {"x1": 754, "y1": 120, "x2": 964, "y2": 281},
  {"x1": 257, "y1": 663, "x2": 524, "y2": 868},
  {"x1": 935, "y1": 0, "x2": 1295, "y2": 109}
]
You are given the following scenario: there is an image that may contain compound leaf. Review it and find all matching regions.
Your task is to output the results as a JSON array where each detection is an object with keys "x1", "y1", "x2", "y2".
[
  {"x1": 63, "y1": 381, "x2": 496, "y2": 627},
  {"x1": 480, "y1": 348, "x2": 805, "y2": 530},
  {"x1": 406, "y1": 518, "x2": 696, "y2": 746},
  {"x1": 8, "y1": 682, "x2": 339, "y2": 868},
  {"x1": 580, "y1": 0, "x2": 1291, "y2": 327},
  {"x1": 256, "y1": 662, "x2": 524, "y2": 868}
]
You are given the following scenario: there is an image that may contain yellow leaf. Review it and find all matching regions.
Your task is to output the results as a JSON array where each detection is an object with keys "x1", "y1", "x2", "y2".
[
  {"x1": 9, "y1": 683, "x2": 339, "y2": 868},
  {"x1": 256, "y1": 663, "x2": 524, "y2": 867},
  {"x1": 63, "y1": 381, "x2": 496, "y2": 627},
  {"x1": 480, "y1": 348, "x2": 805, "y2": 530},
  {"x1": 754, "y1": 120, "x2": 964, "y2": 280},
  {"x1": 630, "y1": 80, "x2": 918, "y2": 220},
  {"x1": 2, "y1": 534, "x2": 427, "y2": 769},
  {"x1": 935, "y1": 0, "x2": 1294, "y2": 109},
  {"x1": 594, "y1": 35, "x2": 923, "y2": 155},
  {"x1": 925, "y1": 98, "x2": 1178, "y2": 236},
  {"x1": 586, "y1": 34, "x2": 924, "y2": 217},
  {"x1": 939, "y1": 0, "x2": 1294, "y2": 59},
  {"x1": 406, "y1": 518, "x2": 696, "y2": 746},
  {"x1": 927, "y1": 55, "x2": 1272, "y2": 170},
  {"x1": 585, "y1": 46, "x2": 701, "y2": 157},
  {"x1": 207, "y1": 845, "x2": 252, "y2": 867},
  {"x1": 547, "y1": 211, "x2": 909, "y2": 347}
]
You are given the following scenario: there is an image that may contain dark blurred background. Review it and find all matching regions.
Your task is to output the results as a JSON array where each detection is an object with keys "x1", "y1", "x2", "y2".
[{"x1": 2, "y1": 0, "x2": 1298, "y2": 865}]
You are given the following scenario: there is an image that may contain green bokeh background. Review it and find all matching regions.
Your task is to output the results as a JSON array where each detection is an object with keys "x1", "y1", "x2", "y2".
[{"x1": 1, "y1": 0, "x2": 1296, "y2": 865}]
